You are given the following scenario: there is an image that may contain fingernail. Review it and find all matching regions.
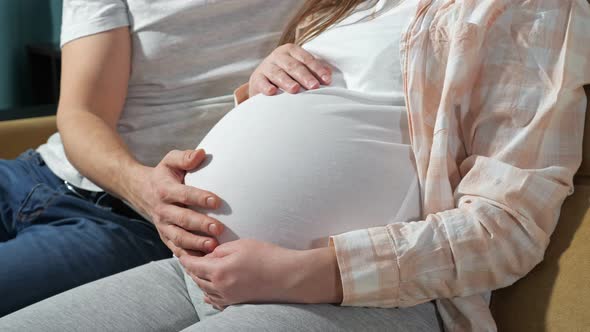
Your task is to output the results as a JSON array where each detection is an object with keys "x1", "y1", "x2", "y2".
[
  {"x1": 188, "y1": 151, "x2": 195, "y2": 160},
  {"x1": 322, "y1": 75, "x2": 331, "y2": 83},
  {"x1": 206, "y1": 196, "x2": 217, "y2": 208},
  {"x1": 308, "y1": 81, "x2": 319, "y2": 89},
  {"x1": 209, "y1": 224, "x2": 218, "y2": 235},
  {"x1": 204, "y1": 240, "x2": 212, "y2": 249}
]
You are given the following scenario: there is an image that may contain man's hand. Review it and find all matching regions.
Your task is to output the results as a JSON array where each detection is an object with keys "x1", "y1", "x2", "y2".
[
  {"x1": 130, "y1": 149, "x2": 225, "y2": 258},
  {"x1": 248, "y1": 43, "x2": 332, "y2": 97},
  {"x1": 180, "y1": 239, "x2": 343, "y2": 311}
]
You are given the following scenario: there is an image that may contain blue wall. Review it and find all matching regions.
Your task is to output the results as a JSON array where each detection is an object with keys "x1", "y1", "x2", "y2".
[{"x1": 0, "y1": 0, "x2": 62, "y2": 109}]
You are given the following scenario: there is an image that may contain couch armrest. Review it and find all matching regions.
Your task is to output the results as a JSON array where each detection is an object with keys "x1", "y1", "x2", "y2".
[{"x1": 0, "y1": 115, "x2": 57, "y2": 160}]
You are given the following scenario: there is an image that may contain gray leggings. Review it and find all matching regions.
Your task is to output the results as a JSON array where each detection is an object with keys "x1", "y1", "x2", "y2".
[{"x1": 0, "y1": 258, "x2": 443, "y2": 332}]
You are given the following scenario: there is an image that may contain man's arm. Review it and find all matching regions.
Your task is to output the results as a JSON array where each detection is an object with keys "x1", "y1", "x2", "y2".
[
  {"x1": 57, "y1": 28, "x2": 224, "y2": 257},
  {"x1": 58, "y1": 28, "x2": 136, "y2": 199}
]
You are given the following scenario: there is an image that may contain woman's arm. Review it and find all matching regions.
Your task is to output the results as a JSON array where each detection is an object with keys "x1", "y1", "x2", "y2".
[{"x1": 57, "y1": 28, "x2": 224, "y2": 257}]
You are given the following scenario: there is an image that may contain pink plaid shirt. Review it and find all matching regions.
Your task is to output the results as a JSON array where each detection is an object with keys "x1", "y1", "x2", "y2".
[{"x1": 235, "y1": 0, "x2": 590, "y2": 330}]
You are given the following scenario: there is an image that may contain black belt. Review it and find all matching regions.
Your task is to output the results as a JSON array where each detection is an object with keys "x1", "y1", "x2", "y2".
[{"x1": 64, "y1": 181, "x2": 147, "y2": 221}]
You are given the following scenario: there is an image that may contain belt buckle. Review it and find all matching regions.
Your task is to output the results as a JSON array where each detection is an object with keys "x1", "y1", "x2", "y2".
[{"x1": 64, "y1": 180, "x2": 88, "y2": 200}]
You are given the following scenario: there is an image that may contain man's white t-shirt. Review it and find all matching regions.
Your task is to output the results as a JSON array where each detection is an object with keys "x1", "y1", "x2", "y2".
[{"x1": 37, "y1": 0, "x2": 304, "y2": 191}]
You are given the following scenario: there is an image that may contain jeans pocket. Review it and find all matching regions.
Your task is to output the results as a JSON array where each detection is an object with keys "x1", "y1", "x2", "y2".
[
  {"x1": 16, "y1": 183, "x2": 60, "y2": 224},
  {"x1": 15, "y1": 150, "x2": 45, "y2": 184}
]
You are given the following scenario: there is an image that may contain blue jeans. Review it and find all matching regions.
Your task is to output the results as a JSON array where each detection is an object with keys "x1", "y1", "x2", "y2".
[{"x1": 0, "y1": 150, "x2": 171, "y2": 317}]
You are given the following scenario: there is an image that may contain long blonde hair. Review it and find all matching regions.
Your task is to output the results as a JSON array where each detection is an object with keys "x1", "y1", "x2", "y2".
[{"x1": 278, "y1": 0, "x2": 368, "y2": 46}]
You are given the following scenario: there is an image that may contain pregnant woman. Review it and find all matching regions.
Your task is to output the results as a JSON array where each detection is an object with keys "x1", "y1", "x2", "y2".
[{"x1": 1, "y1": 0, "x2": 589, "y2": 331}]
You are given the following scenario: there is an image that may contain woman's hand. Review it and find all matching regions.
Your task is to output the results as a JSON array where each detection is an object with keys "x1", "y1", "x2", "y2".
[
  {"x1": 129, "y1": 149, "x2": 225, "y2": 258},
  {"x1": 248, "y1": 43, "x2": 332, "y2": 97},
  {"x1": 180, "y1": 239, "x2": 343, "y2": 310}
]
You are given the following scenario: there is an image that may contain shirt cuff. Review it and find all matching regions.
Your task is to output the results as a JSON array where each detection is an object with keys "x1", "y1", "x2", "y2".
[
  {"x1": 233, "y1": 83, "x2": 250, "y2": 106},
  {"x1": 329, "y1": 226, "x2": 401, "y2": 307}
]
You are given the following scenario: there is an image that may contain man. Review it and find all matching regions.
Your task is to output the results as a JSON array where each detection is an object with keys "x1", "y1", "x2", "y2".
[{"x1": 0, "y1": 0, "x2": 303, "y2": 316}]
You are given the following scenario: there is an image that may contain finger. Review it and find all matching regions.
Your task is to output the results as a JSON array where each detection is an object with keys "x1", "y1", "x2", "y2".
[
  {"x1": 214, "y1": 303, "x2": 226, "y2": 311},
  {"x1": 288, "y1": 46, "x2": 332, "y2": 85},
  {"x1": 160, "y1": 183, "x2": 221, "y2": 210},
  {"x1": 165, "y1": 239, "x2": 205, "y2": 258},
  {"x1": 162, "y1": 224, "x2": 217, "y2": 253},
  {"x1": 189, "y1": 271, "x2": 211, "y2": 284},
  {"x1": 193, "y1": 276, "x2": 219, "y2": 296},
  {"x1": 204, "y1": 297, "x2": 225, "y2": 311},
  {"x1": 262, "y1": 64, "x2": 300, "y2": 94},
  {"x1": 202, "y1": 292, "x2": 224, "y2": 303},
  {"x1": 163, "y1": 237, "x2": 186, "y2": 257},
  {"x1": 179, "y1": 255, "x2": 217, "y2": 280},
  {"x1": 203, "y1": 296, "x2": 221, "y2": 311},
  {"x1": 162, "y1": 149, "x2": 206, "y2": 172},
  {"x1": 206, "y1": 295, "x2": 227, "y2": 311},
  {"x1": 159, "y1": 204, "x2": 224, "y2": 236},
  {"x1": 250, "y1": 73, "x2": 278, "y2": 96},
  {"x1": 208, "y1": 243, "x2": 234, "y2": 258},
  {"x1": 160, "y1": 228, "x2": 208, "y2": 258},
  {"x1": 273, "y1": 54, "x2": 320, "y2": 90}
]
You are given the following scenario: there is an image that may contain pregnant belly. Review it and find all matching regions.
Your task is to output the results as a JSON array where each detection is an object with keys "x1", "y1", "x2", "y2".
[{"x1": 185, "y1": 89, "x2": 420, "y2": 250}]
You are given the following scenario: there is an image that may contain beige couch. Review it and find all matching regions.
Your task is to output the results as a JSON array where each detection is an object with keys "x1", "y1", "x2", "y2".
[
  {"x1": 1, "y1": 87, "x2": 589, "y2": 330},
  {"x1": 0, "y1": 115, "x2": 57, "y2": 160}
]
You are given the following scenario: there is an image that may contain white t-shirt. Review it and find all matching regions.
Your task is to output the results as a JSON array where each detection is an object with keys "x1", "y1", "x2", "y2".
[
  {"x1": 37, "y1": 0, "x2": 304, "y2": 191},
  {"x1": 184, "y1": 0, "x2": 420, "y2": 249},
  {"x1": 303, "y1": 0, "x2": 413, "y2": 97}
]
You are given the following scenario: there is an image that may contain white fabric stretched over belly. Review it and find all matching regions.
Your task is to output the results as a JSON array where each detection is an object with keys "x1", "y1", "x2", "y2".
[{"x1": 185, "y1": 88, "x2": 420, "y2": 250}]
